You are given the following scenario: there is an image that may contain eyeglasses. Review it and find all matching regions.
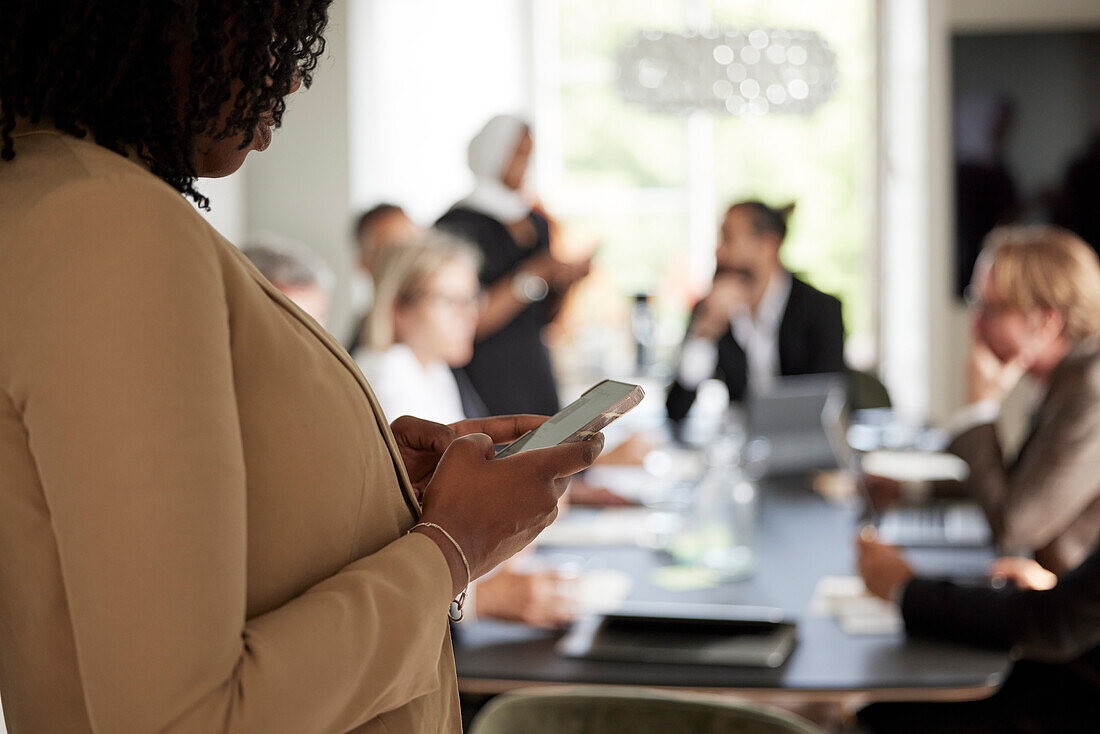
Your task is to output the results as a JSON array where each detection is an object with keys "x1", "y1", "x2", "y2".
[
  {"x1": 416, "y1": 291, "x2": 482, "y2": 312},
  {"x1": 963, "y1": 285, "x2": 1009, "y2": 316}
]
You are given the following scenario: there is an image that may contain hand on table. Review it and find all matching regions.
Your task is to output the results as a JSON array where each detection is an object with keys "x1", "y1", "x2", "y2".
[
  {"x1": 856, "y1": 530, "x2": 914, "y2": 601},
  {"x1": 475, "y1": 566, "x2": 578, "y2": 629},
  {"x1": 989, "y1": 556, "x2": 1057, "y2": 591}
]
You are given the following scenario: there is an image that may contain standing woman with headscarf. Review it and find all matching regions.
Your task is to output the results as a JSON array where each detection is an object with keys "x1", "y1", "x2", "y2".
[{"x1": 437, "y1": 115, "x2": 590, "y2": 416}]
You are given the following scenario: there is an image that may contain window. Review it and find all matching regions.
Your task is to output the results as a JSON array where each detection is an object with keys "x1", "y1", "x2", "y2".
[{"x1": 533, "y1": 0, "x2": 878, "y2": 373}]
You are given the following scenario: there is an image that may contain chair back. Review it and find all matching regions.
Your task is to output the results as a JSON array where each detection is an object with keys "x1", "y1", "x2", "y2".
[{"x1": 468, "y1": 686, "x2": 827, "y2": 734}]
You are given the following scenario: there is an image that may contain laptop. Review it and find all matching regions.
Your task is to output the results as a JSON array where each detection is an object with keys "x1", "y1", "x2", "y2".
[
  {"x1": 746, "y1": 373, "x2": 849, "y2": 476},
  {"x1": 859, "y1": 450, "x2": 992, "y2": 548}
]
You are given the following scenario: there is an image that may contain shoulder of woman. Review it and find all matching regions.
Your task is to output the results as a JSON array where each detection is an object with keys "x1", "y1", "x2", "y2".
[{"x1": 18, "y1": 171, "x2": 220, "y2": 273}]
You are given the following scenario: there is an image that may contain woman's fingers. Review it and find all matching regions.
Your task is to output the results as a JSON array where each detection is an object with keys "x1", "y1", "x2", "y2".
[
  {"x1": 501, "y1": 434, "x2": 605, "y2": 480},
  {"x1": 451, "y1": 414, "x2": 549, "y2": 443}
]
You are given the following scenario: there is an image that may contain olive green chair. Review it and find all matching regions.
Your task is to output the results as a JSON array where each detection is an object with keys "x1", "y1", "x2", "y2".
[{"x1": 467, "y1": 687, "x2": 827, "y2": 734}]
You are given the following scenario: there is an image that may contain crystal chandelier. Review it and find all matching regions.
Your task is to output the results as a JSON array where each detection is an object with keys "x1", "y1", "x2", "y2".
[{"x1": 616, "y1": 28, "x2": 839, "y2": 117}]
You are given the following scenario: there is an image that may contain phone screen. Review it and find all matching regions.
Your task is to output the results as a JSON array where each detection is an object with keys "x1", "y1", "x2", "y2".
[{"x1": 495, "y1": 380, "x2": 643, "y2": 458}]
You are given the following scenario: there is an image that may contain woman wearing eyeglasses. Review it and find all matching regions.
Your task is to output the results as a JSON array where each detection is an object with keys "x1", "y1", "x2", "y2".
[
  {"x1": 865, "y1": 224, "x2": 1100, "y2": 577},
  {"x1": 355, "y1": 235, "x2": 579, "y2": 630}
]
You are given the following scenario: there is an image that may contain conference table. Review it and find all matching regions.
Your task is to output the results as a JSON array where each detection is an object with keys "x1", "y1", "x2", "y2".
[{"x1": 452, "y1": 475, "x2": 1013, "y2": 710}]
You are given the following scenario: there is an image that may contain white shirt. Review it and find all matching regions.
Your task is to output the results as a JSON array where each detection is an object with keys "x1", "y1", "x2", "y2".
[
  {"x1": 677, "y1": 269, "x2": 794, "y2": 394},
  {"x1": 353, "y1": 343, "x2": 467, "y2": 425}
]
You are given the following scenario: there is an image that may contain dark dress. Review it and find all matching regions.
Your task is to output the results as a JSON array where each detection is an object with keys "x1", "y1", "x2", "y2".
[
  {"x1": 860, "y1": 534, "x2": 1100, "y2": 732},
  {"x1": 436, "y1": 207, "x2": 561, "y2": 416},
  {"x1": 665, "y1": 275, "x2": 846, "y2": 422}
]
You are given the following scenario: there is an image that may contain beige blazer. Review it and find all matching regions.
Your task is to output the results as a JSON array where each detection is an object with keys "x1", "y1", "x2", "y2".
[
  {"x1": 949, "y1": 341, "x2": 1100, "y2": 574},
  {"x1": 0, "y1": 125, "x2": 460, "y2": 732}
]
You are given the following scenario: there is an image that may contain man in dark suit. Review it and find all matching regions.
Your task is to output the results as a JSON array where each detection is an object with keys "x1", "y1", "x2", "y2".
[
  {"x1": 857, "y1": 533, "x2": 1100, "y2": 732},
  {"x1": 666, "y1": 200, "x2": 846, "y2": 423}
]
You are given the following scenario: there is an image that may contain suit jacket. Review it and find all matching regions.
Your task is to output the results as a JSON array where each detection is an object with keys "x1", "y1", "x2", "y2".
[
  {"x1": 666, "y1": 275, "x2": 846, "y2": 421},
  {"x1": 0, "y1": 125, "x2": 460, "y2": 732},
  {"x1": 901, "y1": 532, "x2": 1100, "y2": 697},
  {"x1": 947, "y1": 341, "x2": 1100, "y2": 574}
]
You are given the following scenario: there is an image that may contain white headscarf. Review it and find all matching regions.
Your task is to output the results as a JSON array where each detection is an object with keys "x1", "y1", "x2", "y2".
[{"x1": 458, "y1": 114, "x2": 533, "y2": 224}]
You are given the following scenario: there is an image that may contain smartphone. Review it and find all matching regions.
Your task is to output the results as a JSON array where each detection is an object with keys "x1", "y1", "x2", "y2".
[{"x1": 494, "y1": 379, "x2": 645, "y2": 458}]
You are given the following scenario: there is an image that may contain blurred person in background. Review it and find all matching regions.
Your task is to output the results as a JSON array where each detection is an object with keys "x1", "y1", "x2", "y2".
[
  {"x1": 857, "y1": 528, "x2": 1100, "y2": 732},
  {"x1": 357, "y1": 235, "x2": 577, "y2": 628},
  {"x1": 666, "y1": 200, "x2": 846, "y2": 424},
  {"x1": 867, "y1": 225, "x2": 1100, "y2": 575},
  {"x1": 437, "y1": 114, "x2": 590, "y2": 416},
  {"x1": 242, "y1": 234, "x2": 335, "y2": 328},
  {"x1": 356, "y1": 234, "x2": 488, "y2": 425},
  {"x1": 346, "y1": 203, "x2": 422, "y2": 352},
  {"x1": 356, "y1": 203, "x2": 421, "y2": 274}
]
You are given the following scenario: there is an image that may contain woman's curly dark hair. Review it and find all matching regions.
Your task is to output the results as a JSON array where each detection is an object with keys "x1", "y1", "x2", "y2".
[{"x1": 0, "y1": 1, "x2": 332, "y2": 209}]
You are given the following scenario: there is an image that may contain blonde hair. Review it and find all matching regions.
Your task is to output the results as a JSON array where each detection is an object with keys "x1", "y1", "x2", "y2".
[
  {"x1": 982, "y1": 225, "x2": 1100, "y2": 342},
  {"x1": 365, "y1": 232, "x2": 481, "y2": 351}
]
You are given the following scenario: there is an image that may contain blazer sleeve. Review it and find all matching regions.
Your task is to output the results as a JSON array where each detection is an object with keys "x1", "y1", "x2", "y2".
[
  {"x1": 948, "y1": 368, "x2": 1100, "y2": 557},
  {"x1": 902, "y1": 537, "x2": 1100, "y2": 662},
  {"x1": 5, "y1": 177, "x2": 456, "y2": 733},
  {"x1": 811, "y1": 292, "x2": 846, "y2": 374}
]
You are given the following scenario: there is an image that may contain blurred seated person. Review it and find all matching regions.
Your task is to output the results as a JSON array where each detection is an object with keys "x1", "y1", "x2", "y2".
[
  {"x1": 241, "y1": 234, "x2": 334, "y2": 327},
  {"x1": 868, "y1": 226, "x2": 1100, "y2": 574},
  {"x1": 354, "y1": 235, "x2": 577, "y2": 626},
  {"x1": 355, "y1": 234, "x2": 486, "y2": 423},
  {"x1": 437, "y1": 114, "x2": 589, "y2": 416},
  {"x1": 346, "y1": 203, "x2": 422, "y2": 352},
  {"x1": 857, "y1": 531, "x2": 1100, "y2": 732},
  {"x1": 666, "y1": 200, "x2": 846, "y2": 423}
]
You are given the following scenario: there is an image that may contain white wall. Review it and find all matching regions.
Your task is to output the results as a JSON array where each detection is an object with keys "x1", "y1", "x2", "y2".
[
  {"x1": 242, "y1": 1, "x2": 355, "y2": 339},
  {"x1": 193, "y1": 170, "x2": 247, "y2": 244},
  {"x1": 347, "y1": 0, "x2": 533, "y2": 223}
]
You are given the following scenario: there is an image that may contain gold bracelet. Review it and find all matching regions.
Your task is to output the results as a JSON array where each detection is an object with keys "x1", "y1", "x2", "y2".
[{"x1": 410, "y1": 522, "x2": 470, "y2": 621}]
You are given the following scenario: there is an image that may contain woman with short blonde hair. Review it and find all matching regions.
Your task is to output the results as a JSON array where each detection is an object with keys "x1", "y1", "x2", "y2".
[
  {"x1": 867, "y1": 223, "x2": 1100, "y2": 581},
  {"x1": 365, "y1": 233, "x2": 482, "y2": 354},
  {"x1": 355, "y1": 236, "x2": 580, "y2": 629},
  {"x1": 977, "y1": 225, "x2": 1100, "y2": 343}
]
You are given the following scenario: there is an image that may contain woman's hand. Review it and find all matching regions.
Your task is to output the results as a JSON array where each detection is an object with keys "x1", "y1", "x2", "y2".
[
  {"x1": 390, "y1": 416, "x2": 457, "y2": 501},
  {"x1": 475, "y1": 567, "x2": 578, "y2": 629},
  {"x1": 857, "y1": 531, "x2": 914, "y2": 601},
  {"x1": 525, "y1": 252, "x2": 590, "y2": 292},
  {"x1": 967, "y1": 340, "x2": 1028, "y2": 404},
  {"x1": 417, "y1": 431, "x2": 604, "y2": 597},
  {"x1": 988, "y1": 556, "x2": 1057, "y2": 591},
  {"x1": 392, "y1": 414, "x2": 551, "y2": 502}
]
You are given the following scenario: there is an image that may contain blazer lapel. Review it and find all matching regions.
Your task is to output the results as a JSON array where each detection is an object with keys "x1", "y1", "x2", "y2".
[
  {"x1": 777, "y1": 279, "x2": 801, "y2": 376},
  {"x1": 228, "y1": 244, "x2": 423, "y2": 517}
]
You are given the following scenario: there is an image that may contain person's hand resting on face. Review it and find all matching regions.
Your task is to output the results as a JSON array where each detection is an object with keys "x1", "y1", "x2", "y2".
[{"x1": 691, "y1": 274, "x2": 751, "y2": 341}]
